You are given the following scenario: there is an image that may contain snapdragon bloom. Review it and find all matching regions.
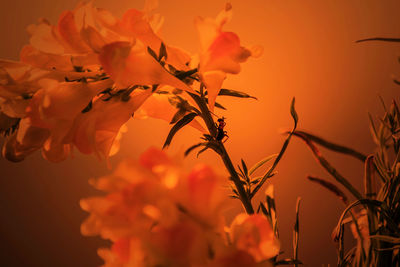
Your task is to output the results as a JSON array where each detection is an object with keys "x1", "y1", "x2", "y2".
[
  {"x1": 0, "y1": 1, "x2": 196, "y2": 162},
  {"x1": 194, "y1": 3, "x2": 263, "y2": 111}
]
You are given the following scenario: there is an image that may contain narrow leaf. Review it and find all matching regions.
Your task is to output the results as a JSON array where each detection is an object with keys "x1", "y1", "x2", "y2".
[
  {"x1": 293, "y1": 197, "x2": 301, "y2": 267},
  {"x1": 356, "y1": 37, "x2": 400, "y2": 43},
  {"x1": 147, "y1": 46, "x2": 158, "y2": 61},
  {"x1": 170, "y1": 109, "x2": 186, "y2": 124},
  {"x1": 292, "y1": 130, "x2": 366, "y2": 162},
  {"x1": 218, "y1": 88, "x2": 257, "y2": 100},
  {"x1": 291, "y1": 97, "x2": 298, "y2": 128},
  {"x1": 184, "y1": 143, "x2": 205, "y2": 157},
  {"x1": 163, "y1": 112, "x2": 197, "y2": 148},
  {"x1": 158, "y1": 42, "x2": 167, "y2": 61},
  {"x1": 307, "y1": 176, "x2": 348, "y2": 204},
  {"x1": 292, "y1": 132, "x2": 363, "y2": 200},
  {"x1": 175, "y1": 68, "x2": 198, "y2": 80},
  {"x1": 249, "y1": 154, "x2": 278, "y2": 175},
  {"x1": 241, "y1": 159, "x2": 248, "y2": 176},
  {"x1": 251, "y1": 97, "x2": 298, "y2": 198},
  {"x1": 81, "y1": 101, "x2": 93, "y2": 113},
  {"x1": 364, "y1": 155, "x2": 376, "y2": 198}
]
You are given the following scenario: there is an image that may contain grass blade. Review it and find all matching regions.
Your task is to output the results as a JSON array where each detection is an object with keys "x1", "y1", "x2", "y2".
[
  {"x1": 293, "y1": 197, "x2": 301, "y2": 267},
  {"x1": 356, "y1": 37, "x2": 400, "y2": 43},
  {"x1": 292, "y1": 132, "x2": 363, "y2": 200},
  {"x1": 249, "y1": 154, "x2": 278, "y2": 175},
  {"x1": 307, "y1": 176, "x2": 348, "y2": 204},
  {"x1": 251, "y1": 97, "x2": 298, "y2": 199},
  {"x1": 293, "y1": 130, "x2": 367, "y2": 162}
]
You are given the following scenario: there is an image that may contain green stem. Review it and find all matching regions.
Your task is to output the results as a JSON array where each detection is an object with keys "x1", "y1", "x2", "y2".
[{"x1": 189, "y1": 92, "x2": 254, "y2": 214}]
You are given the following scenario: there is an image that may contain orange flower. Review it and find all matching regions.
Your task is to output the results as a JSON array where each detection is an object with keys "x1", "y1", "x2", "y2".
[
  {"x1": 195, "y1": 3, "x2": 262, "y2": 110},
  {"x1": 71, "y1": 88, "x2": 152, "y2": 159},
  {"x1": 0, "y1": 1, "x2": 201, "y2": 162},
  {"x1": 98, "y1": 41, "x2": 193, "y2": 92},
  {"x1": 229, "y1": 213, "x2": 280, "y2": 262},
  {"x1": 81, "y1": 148, "x2": 231, "y2": 266}
]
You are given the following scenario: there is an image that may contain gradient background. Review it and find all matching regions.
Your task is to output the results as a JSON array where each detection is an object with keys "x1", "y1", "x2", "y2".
[{"x1": 1, "y1": 0, "x2": 400, "y2": 266}]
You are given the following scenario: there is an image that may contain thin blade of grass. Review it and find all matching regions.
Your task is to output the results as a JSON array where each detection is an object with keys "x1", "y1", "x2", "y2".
[
  {"x1": 293, "y1": 130, "x2": 367, "y2": 162},
  {"x1": 250, "y1": 98, "x2": 298, "y2": 199},
  {"x1": 293, "y1": 197, "x2": 301, "y2": 267},
  {"x1": 356, "y1": 37, "x2": 400, "y2": 43},
  {"x1": 292, "y1": 132, "x2": 363, "y2": 200},
  {"x1": 249, "y1": 154, "x2": 278, "y2": 175},
  {"x1": 307, "y1": 176, "x2": 348, "y2": 204}
]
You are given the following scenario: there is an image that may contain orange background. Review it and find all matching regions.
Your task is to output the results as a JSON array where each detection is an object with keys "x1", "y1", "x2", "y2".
[{"x1": 0, "y1": 0, "x2": 400, "y2": 266}]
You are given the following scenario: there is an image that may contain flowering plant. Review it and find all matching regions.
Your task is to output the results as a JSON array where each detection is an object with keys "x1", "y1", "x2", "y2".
[{"x1": 0, "y1": 1, "x2": 302, "y2": 266}]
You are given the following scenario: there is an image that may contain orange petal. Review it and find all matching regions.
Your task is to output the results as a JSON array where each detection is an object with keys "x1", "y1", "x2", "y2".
[
  {"x1": 27, "y1": 20, "x2": 65, "y2": 54},
  {"x1": 120, "y1": 9, "x2": 162, "y2": 50},
  {"x1": 73, "y1": 89, "x2": 152, "y2": 158},
  {"x1": 58, "y1": 10, "x2": 90, "y2": 53},
  {"x1": 202, "y1": 71, "x2": 226, "y2": 112},
  {"x1": 99, "y1": 41, "x2": 195, "y2": 93}
]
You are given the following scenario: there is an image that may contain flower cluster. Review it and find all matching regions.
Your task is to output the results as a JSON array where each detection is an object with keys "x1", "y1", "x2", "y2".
[
  {"x1": 0, "y1": 1, "x2": 260, "y2": 162},
  {"x1": 81, "y1": 148, "x2": 279, "y2": 266}
]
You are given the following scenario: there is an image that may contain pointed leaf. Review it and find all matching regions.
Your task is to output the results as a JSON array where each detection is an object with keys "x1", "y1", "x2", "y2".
[
  {"x1": 307, "y1": 176, "x2": 348, "y2": 204},
  {"x1": 356, "y1": 37, "x2": 400, "y2": 43},
  {"x1": 158, "y1": 42, "x2": 167, "y2": 61},
  {"x1": 147, "y1": 46, "x2": 158, "y2": 61},
  {"x1": 249, "y1": 154, "x2": 278, "y2": 175},
  {"x1": 170, "y1": 109, "x2": 186, "y2": 124},
  {"x1": 293, "y1": 197, "x2": 301, "y2": 267},
  {"x1": 184, "y1": 143, "x2": 205, "y2": 157},
  {"x1": 292, "y1": 130, "x2": 366, "y2": 162},
  {"x1": 290, "y1": 97, "x2": 298, "y2": 128},
  {"x1": 218, "y1": 88, "x2": 257, "y2": 100},
  {"x1": 163, "y1": 112, "x2": 197, "y2": 148},
  {"x1": 241, "y1": 159, "x2": 248, "y2": 176}
]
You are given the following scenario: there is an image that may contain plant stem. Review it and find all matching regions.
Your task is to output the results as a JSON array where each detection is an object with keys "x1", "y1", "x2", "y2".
[{"x1": 189, "y1": 92, "x2": 254, "y2": 214}]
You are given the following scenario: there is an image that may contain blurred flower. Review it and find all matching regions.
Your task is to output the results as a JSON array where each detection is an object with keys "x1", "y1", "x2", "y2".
[
  {"x1": 229, "y1": 213, "x2": 280, "y2": 262},
  {"x1": 194, "y1": 3, "x2": 263, "y2": 110},
  {"x1": 81, "y1": 148, "x2": 279, "y2": 266}
]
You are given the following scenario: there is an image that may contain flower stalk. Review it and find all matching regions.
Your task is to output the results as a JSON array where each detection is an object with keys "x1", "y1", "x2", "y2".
[{"x1": 189, "y1": 91, "x2": 255, "y2": 214}]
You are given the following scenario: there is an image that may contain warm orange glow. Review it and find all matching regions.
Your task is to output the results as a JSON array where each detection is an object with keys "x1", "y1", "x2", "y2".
[{"x1": 0, "y1": 0, "x2": 399, "y2": 266}]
